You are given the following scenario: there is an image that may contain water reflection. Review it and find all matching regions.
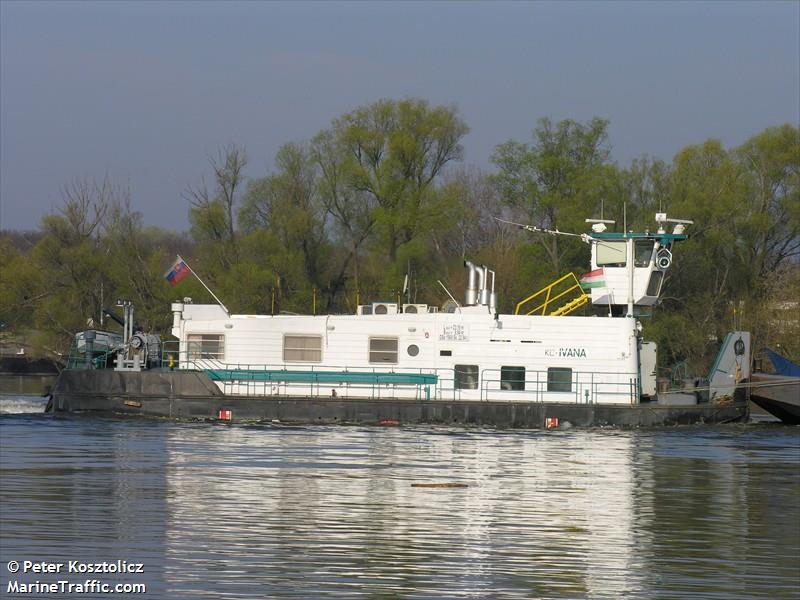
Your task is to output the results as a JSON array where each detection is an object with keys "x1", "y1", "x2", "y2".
[
  {"x1": 0, "y1": 412, "x2": 168, "y2": 595},
  {"x1": 1, "y1": 405, "x2": 798, "y2": 599},
  {"x1": 161, "y1": 426, "x2": 799, "y2": 599}
]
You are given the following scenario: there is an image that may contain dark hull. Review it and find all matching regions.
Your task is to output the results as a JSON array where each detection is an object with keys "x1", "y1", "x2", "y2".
[
  {"x1": 50, "y1": 370, "x2": 748, "y2": 429},
  {"x1": 750, "y1": 374, "x2": 800, "y2": 425}
]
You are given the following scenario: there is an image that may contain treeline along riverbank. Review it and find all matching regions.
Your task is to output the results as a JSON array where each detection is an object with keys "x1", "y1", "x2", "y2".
[{"x1": 1, "y1": 99, "x2": 798, "y2": 378}]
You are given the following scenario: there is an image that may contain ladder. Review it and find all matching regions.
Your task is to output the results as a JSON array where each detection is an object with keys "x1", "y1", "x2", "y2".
[{"x1": 515, "y1": 272, "x2": 590, "y2": 316}]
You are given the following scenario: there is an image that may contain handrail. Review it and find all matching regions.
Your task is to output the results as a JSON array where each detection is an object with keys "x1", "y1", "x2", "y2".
[
  {"x1": 70, "y1": 339, "x2": 637, "y2": 404},
  {"x1": 159, "y1": 344, "x2": 458, "y2": 401},
  {"x1": 514, "y1": 272, "x2": 589, "y2": 316},
  {"x1": 65, "y1": 345, "x2": 123, "y2": 370},
  {"x1": 480, "y1": 367, "x2": 639, "y2": 404}
]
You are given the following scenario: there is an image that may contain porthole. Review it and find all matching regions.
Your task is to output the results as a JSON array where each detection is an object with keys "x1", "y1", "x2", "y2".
[{"x1": 407, "y1": 344, "x2": 420, "y2": 357}]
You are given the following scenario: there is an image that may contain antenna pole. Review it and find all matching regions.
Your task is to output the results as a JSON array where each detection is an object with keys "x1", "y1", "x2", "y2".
[{"x1": 623, "y1": 203, "x2": 627, "y2": 233}]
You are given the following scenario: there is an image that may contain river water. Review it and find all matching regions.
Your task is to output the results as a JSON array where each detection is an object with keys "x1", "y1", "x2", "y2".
[{"x1": 1, "y1": 394, "x2": 798, "y2": 599}]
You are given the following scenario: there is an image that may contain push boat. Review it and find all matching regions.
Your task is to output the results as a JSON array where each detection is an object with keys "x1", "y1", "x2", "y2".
[{"x1": 49, "y1": 213, "x2": 751, "y2": 428}]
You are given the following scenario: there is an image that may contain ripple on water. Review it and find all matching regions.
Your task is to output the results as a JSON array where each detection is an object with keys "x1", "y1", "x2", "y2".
[{"x1": 1, "y1": 409, "x2": 798, "y2": 599}]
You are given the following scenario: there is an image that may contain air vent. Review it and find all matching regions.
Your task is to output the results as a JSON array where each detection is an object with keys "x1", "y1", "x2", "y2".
[
  {"x1": 372, "y1": 302, "x2": 398, "y2": 315},
  {"x1": 402, "y1": 304, "x2": 428, "y2": 314}
]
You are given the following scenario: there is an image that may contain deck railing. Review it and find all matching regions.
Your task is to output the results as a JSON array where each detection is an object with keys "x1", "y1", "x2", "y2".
[
  {"x1": 514, "y1": 272, "x2": 589, "y2": 316},
  {"x1": 479, "y1": 368, "x2": 638, "y2": 404},
  {"x1": 66, "y1": 339, "x2": 640, "y2": 404}
]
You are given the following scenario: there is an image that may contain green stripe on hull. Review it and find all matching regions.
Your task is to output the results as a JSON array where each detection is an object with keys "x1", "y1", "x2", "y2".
[{"x1": 205, "y1": 369, "x2": 438, "y2": 386}]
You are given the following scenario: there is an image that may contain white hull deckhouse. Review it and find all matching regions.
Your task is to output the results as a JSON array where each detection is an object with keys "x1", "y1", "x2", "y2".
[
  {"x1": 164, "y1": 214, "x2": 736, "y2": 404},
  {"x1": 172, "y1": 304, "x2": 642, "y2": 405},
  {"x1": 51, "y1": 213, "x2": 751, "y2": 427}
]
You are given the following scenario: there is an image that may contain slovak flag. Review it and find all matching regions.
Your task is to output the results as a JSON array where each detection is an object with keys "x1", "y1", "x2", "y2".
[{"x1": 164, "y1": 256, "x2": 190, "y2": 286}]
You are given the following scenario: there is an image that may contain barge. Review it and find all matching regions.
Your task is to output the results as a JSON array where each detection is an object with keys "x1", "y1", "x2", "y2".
[
  {"x1": 750, "y1": 350, "x2": 800, "y2": 424},
  {"x1": 49, "y1": 213, "x2": 750, "y2": 428}
]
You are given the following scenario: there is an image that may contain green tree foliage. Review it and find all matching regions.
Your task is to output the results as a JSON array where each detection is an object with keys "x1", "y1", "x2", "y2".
[
  {"x1": 228, "y1": 143, "x2": 328, "y2": 313},
  {"x1": 491, "y1": 117, "x2": 617, "y2": 278},
  {"x1": 646, "y1": 125, "x2": 799, "y2": 371},
  {"x1": 0, "y1": 237, "x2": 38, "y2": 330},
  {"x1": 317, "y1": 98, "x2": 469, "y2": 283},
  {"x1": 434, "y1": 166, "x2": 526, "y2": 312},
  {"x1": 311, "y1": 128, "x2": 377, "y2": 301},
  {"x1": 0, "y1": 176, "x2": 184, "y2": 359},
  {"x1": 734, "y1": 124, "x2": 800, "y2": 288},
  {"x1": 611, "y1": 156, "x2": 671, "y2": 230},
  {"x1": 1, "y1": 102, "x2": 796, "y2": 375},
  {"x1": 185, "y1": 144, "x2": 248, "y2": 269}
]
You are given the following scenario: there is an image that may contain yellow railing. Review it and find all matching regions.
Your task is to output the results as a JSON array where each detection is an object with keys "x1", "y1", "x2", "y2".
[{"x1": 514, "y1": 272, "x2": 590, "y2": 316}]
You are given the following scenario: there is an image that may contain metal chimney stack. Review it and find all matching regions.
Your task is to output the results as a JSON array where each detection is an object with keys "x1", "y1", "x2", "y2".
[
  {"x1": 464, "y1": 261, "x2": 478, "y2": 306},
  {"x1": 479, "y1": 265, "x2": 491, "y2": 306}
]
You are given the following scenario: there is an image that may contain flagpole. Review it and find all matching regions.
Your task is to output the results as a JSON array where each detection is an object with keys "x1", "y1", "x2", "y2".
[{"x1": 179, "y1": 255, "x2": 230, "y2": 315}]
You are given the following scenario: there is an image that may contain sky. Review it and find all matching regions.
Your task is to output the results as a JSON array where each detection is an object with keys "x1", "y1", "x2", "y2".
[{"x1": 1, "y1": 0, "x2": 798, "y2": 232}]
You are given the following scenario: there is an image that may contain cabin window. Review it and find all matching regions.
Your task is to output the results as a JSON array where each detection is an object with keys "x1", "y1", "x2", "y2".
[
  {"x1": 634, "y1": 241, "x2": 655, "y2": 267},
  {"x1": 547, "y1": 367, "x2": 572, "y2": 392},
  {"x1": 283, "y1": 335, "x2": 322, "y2": 363},
  {"x1": 646, "y1": 271, "x2": 664, "y2": 296},
  {"x1": 369, "y1": 338, "x2": 398, "y2": 364},
  {"x1": 440, "y1": 350, "x2": 452, "y2": 357},
  {"x1": 455, "y1": 364, "x2": 479, "y2": 390},
  {"x1": 501, "y1": 366, "x2": 526, "y2": 391},
  {"x1": 407, "y1": 344, "x2": 420, "y2": 357},
  {"x1": 187, "y1": 334, "x2": 224, "y2": 360},
  {"x1": 596, "y1": 241, "x2": 627, "y2": 266}
]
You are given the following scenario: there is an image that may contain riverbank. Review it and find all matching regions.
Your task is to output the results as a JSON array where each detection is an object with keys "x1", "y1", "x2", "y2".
[{"x1": 0, "y1": 374, "x2": 56, "y2": 396}]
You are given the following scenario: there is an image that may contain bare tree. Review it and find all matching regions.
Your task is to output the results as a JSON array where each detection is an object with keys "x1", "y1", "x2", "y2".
[
  {"x1": 58, "y1": 174, "x2": 127, "y2": 240},
  {"x1": 184, "y1": 144, "x2": 248, "y2": 248}
]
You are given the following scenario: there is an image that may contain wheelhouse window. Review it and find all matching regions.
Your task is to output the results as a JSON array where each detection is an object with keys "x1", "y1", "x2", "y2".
[
  {"x1": 547, "y1": 367, "x2": 572, "y2": 392},
  {"x1": 501, "y1": 366, "x2": 526, "y2": 391},
  {"x1": 187, "y1": 334, "x2": 224, "y2": 360},
  {"x1": 455, "y1": 364, "x2": 479, "y2": 390},
  {"x1": 283, "y1": 335, "x2": 322, "y2": 363},
  {"x1": 646, "y1": 271, "x2": 664, "y2": 297},
  {"x1": 634, "y1": 241, "x2": 655, "y2": 267},
  {"x1": 369, "y1": 338, "x2": 398, "y2": 364},
  {"x1": 596, "y1": 241, "x2": 627, "y2": 267}
]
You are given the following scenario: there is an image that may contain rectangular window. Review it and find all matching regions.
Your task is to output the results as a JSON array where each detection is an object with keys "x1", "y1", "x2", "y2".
[
  {"x1": 369, "y1": 338, "x2": 398, "y2": 364},
  {"x1": 646, "y1": 271, "x2": 664, "y2": 296},
  {"x1": 547, "y1": 367, "x2": 572, "y2": 392},
  {"x1": 501, "y1": 366, "x2": 526, "y2": 391},
  {"x1": 455, "y1": 364, "x2": 479, "y2": 390},
  {"x1": 634, "y1": 241, "x2": 655, "y2": 267},
  {"x1": 283, "y1": 335, "x2": 322, "y2": 362},
  {"x1": 596, "y1": 241, "x2": 627, "y2": 266},
  {"x1": 187, "y1": 334, "x2": 224, "y2": 360}
]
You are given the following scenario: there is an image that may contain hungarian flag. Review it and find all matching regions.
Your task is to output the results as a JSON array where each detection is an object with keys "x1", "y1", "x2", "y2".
[
  {"x1": 579, "y1": 268, "x2": 605, "y2": 289},
  {"x1": 164, "y1": 256, "x2": 190, "y2": 286}
]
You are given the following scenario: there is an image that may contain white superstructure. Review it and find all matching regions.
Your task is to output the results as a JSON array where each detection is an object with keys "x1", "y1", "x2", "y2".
[{"x1": 168, "y1": 214, "x2": 692, "y2": 406}]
